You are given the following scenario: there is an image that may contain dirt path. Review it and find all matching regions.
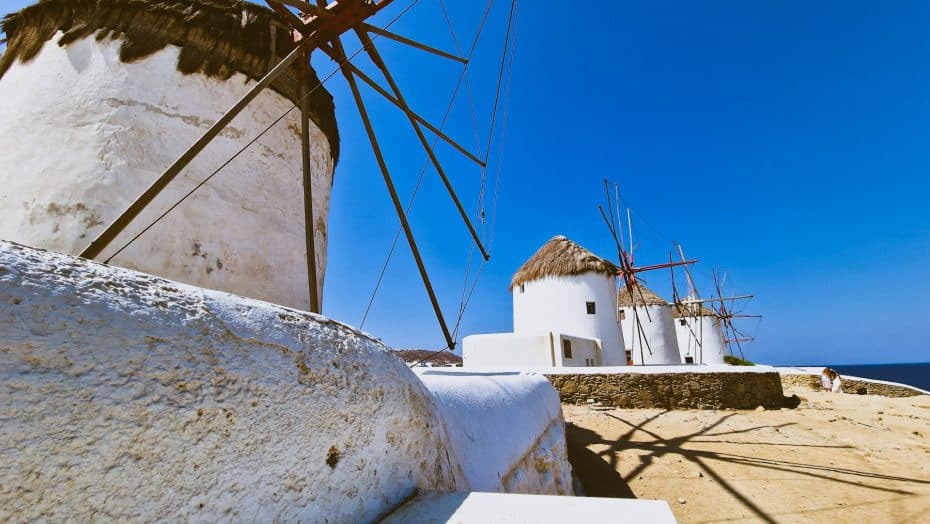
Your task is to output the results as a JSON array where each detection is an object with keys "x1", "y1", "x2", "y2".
[{"x1": 563, "y1": 387, "x2": 930, "y2": 523}]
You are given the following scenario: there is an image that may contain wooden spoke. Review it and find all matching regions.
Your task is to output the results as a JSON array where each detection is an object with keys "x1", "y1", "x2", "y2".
[
  {"x1": 362, "y1": 22, "x2": 467, "y2": 63},
  {"x1": 267, "y1": 1, "x2": 311, "y2": 30},
  {"x1": 355, "y1": 28, "x2": 489, "y2": 261},
  {"x1": 317, "y1": 42, "x2": 485, "y2": 167},
  {"x1": 629, "y1": 259, "x2": 696, "y2": 274},
  {"x1": 298, "y1": 49, "x2": 321, "y2": 313},
  {"x1": 275, "y1": 0, "x2": 334, "y2": 17},
  {"x1": 331, "y1": 36, "x2": 456, "y2": 349}
]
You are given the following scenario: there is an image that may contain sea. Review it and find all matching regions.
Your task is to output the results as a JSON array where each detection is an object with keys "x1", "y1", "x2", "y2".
[{"x1": 825, "y1": 363, "x2": 930, "y2": 392}]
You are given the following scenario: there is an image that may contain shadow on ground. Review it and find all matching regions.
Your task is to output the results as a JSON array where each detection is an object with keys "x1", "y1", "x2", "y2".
[
  {"x1": 565, "y1": 422, "x2": 636, "y2": 498},
  {"x1": 566, "y1": 408, "x2": 930, "y2": 523}
]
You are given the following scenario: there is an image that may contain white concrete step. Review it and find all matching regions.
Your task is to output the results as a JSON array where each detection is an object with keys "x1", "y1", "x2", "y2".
[{"x1": 381, "y1": 492, "x2": 677, "y2": 523}]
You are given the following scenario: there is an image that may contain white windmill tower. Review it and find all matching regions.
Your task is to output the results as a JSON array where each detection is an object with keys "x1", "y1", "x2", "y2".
[
  {"x1": 0, "y1": 0, "x2": 340, "y2": 312},
  {"x1": 0, "y1": 0, "x2": 518, "y2": 353},
  {"x1": 669, "y1": 245, "x2": 727, "y2": 365},
  {"x1": 511, "y1": 235, "x2": 628, "y2": 366},
  {"x1": 598, "y1": 182, "x2": 695, "y2": 366}
]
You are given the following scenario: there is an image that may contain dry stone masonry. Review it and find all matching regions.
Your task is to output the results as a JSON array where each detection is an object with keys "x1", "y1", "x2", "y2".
[
  {"x1": 779, "y1": 373, "x2": 925, "y2": 398},
  {"x1": 545, "y1": 371, "x2": 787, "y2": 410}
]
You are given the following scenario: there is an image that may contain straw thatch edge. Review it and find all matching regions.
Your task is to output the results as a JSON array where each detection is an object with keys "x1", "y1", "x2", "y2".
[
  {"x1": 671, "y1": 301, "x2": 716, "y2": 318},
  {"x1": 510, "y1": 235, "x2": 618, "y2": 290},
  {"x1": 618, "y1": 282, "x2": 669, "y2": 307},
  {"x1": 0, "y1": 0, "x2": 338, "y2": 160}
]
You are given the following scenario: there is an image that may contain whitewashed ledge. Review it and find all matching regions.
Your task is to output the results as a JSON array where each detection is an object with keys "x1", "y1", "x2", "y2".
[
  {"x1": 0, "y1": 241, "x2": 464, "y2": 522},
  {"x1": 0, "y1": 241, "x2": 575, "y2": 522}
]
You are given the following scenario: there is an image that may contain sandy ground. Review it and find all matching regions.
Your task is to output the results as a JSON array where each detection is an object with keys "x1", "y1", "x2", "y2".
[{"x1": 563, "y1": 386, "x2": 930, "y2": 523}]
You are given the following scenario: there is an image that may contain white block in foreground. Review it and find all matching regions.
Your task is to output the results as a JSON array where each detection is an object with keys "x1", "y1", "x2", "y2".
[{"x1": 381, "y1": 492, "x2": 677, "y2": 523}]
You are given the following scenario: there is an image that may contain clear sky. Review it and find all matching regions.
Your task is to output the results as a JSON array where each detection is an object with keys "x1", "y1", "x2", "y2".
[{"x1": 3, "y1": 1, "x2": 929, "y2": 365}]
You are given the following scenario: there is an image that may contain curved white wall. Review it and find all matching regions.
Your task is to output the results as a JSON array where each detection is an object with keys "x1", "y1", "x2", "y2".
[
  {"x1": 513, "y1": 273, "x2": 626, "y2": 366},
  {"x1": 0, "y1": 32, "x2": 334, "y2": 312},
  {"x1": 674, "y1": 315, "x2": 727, "y2": 365},
  {"x1": 0, "y1": 241, "x2": 460, "y2": 522},
  {"x1": 414, "y1": 369, "x2": 573, "y2": 495},
  {"x1": 0, "y1": 241, "x2": 575, "y2": 520},
  {"x1": 621, "y1": 305, "x2": 681, "y2": 365}
]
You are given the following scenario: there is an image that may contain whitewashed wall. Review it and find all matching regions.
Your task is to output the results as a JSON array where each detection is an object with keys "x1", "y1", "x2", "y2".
[
  {"x1": 0, "y1": 32, "x2": 334, "y2": 312},
  {"x1": 621, "y1": 305, "x2": 682, "y2": 365},
  {"x1": 674, "y1": 314, "x2": 727, "y2": 365},
  {"x1": 513, "y1": 273, "x2": 626, "y2": 366},
  {"x1": 463, "y1": 333, "x2": 556, "y2": 368},
  {"x1": 0, "y1": 242, "x2": 576, "y2": 521},
  {"x1": 557, "y1": 334, "x2": 601, "y2": 367},
  {"x1": 0, "y1": 241, "x2": 459, "y2": 522},
  {"x1": 463, "y1": 332, "x2": 601, "y2": 368},
  {"x1": 415, "y1": 369, "x2": 573, "y2": 496}
]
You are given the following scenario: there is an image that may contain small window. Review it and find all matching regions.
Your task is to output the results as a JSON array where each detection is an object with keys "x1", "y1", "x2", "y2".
[
  {"x1": 562, "y1": 339, "x2": 572, "y2": 359},
  {"x1": 519, "y1": 284, "x2": 525, "y2": 293},
  {"x1": 625, "y1": 349, "x2": 633, "y2": 365},
  {"x1": 619, "y1": 310, "x2": 626, "y2": 320},
  {"x1": 586, "y1": 301, "x2": 596, "y2": 314},
  {"x1": 685, "y1": 356, "x2": 695, "y2": 364},
  {"x1": 679, "y1": 318, "x2": 687, "y2": 326}
]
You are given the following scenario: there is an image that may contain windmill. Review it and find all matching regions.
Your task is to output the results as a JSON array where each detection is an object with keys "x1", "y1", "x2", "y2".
[
  {"x1": 64, "y1": 0, "x2": 519, "y2": 351},
  {"x1": 598, "y1": 181, "x2": 696, "y2": 366},
  {"x1": 669, "y1": 244, "x2": 726, "y2": 365},
  {"x1": 711, "y1": 269, "x2": 762, "y2": 360}
]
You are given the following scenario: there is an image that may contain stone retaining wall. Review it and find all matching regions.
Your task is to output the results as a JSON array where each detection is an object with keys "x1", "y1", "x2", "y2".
[
  {"x1": 780, "y1": 374, "x2": 925, "y2": 398},
  {"x1": 544, "y1": 371, "x2": 786, "y2": 410}
]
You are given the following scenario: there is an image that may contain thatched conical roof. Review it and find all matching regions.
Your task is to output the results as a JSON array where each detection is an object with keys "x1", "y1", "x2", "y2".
[
  {"x1": 510, "y1": 235, "x2": 617, "y2": 290},
  {"x1": 671, "y1": 301, "x2": 716, "y2": 318},
  {"x1": 0, "y1": 0, "x2": 338, "y2": 159},
  {"x1": 618, "y1": 282, "x2": 669, "y2": 307}
]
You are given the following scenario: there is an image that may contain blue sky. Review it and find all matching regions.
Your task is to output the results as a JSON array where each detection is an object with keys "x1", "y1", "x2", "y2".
[{"x1": 3, "y1": 1, "x2": 929, "y2": 365}]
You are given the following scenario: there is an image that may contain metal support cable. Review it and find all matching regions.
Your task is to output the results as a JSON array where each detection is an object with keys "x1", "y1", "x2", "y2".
[{"x1": 100, "y1": 1, "x2": 420, "y2": 263}]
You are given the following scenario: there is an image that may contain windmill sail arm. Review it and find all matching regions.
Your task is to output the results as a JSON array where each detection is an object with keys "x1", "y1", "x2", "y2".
[
  {"x1": 353, "y1": 28, "x2": 490, "y2": 260},
  {"x1": 318, "y1": 43, "x2": 486, "y2": 167},
  {"x1": 361, "y1": 23, "x2": 467, "y2": 63},
  {"x1": 331, "y1": 36, "x2": 456, "y2": 350},
  {"x1": 627, "y1": 259, "x2": 697, "y2": 274}
]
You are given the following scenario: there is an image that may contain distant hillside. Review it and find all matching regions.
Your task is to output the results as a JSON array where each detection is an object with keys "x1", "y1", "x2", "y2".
[{"x1": 393, "y1": 349, "x2": 463, "y2": 367}]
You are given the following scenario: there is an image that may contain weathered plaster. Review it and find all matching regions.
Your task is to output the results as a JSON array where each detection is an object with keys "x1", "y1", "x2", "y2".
[
  {"x1": 0, "y1": 241, "x2": 461, "y2": 522},
  {"x1": 0, "y1": 32, "x2": 334, "y2": 311}
]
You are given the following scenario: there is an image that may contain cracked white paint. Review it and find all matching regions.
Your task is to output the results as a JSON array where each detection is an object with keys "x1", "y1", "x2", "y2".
[
  {"x1": 0, "y1": 32, "x2": 334, "y2": 312},
  {"x1": 0, "y1": 241, "x2": 462, "y2": 522},
  {"x1": 415, "y1": 369, "x2": 574, "y2": 495},
  {"x1": 0, "y1": 242, "x2": 576, "y2": 521}
]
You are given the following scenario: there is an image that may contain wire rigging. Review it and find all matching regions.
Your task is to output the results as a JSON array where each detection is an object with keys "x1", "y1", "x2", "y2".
[
  {"x1": 407, "y1": 0, "x2": 520, "y2": 367},
  {"x1": 360, "y1": 0, "x2": 519, "y2": 344},
  {"x1": 359, "y1": 0, "x2": 496, "y2": 330},
  {"x1": 102, "y1": 0, "x2": 422, "y2": 264}
]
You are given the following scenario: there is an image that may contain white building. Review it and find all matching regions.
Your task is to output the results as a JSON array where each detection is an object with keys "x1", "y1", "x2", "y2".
[
  {"x1": 619, "y1": 283, "x2": 682, "y2": 365},
  {"x1": 0, "y1": 0, "x2": 338, "y2": 312},
  {"x1": 672, "y1": 300, "x2": 727, "y2": 365},
  {"x1": 464, "y1": 235, "x2": 627, "y2": 368}
]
